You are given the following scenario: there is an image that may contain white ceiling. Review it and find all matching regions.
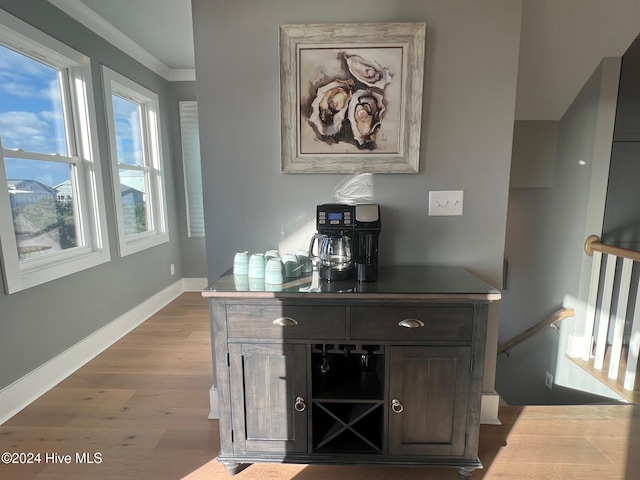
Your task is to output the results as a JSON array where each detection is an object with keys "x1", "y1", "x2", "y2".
[
  {"x1": 48, "y1": 0, "x2": 195, "y2": 80},
  {"x1": 48, "y1": 0, "x2": 640, "y2": 120},
  {"x1": 78, "y1": 0, "x2": 195, "y2": 70}
]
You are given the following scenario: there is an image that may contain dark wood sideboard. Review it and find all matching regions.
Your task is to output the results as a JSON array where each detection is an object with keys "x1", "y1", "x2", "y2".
[{"x1": 203, "y1": 266, "x2": 500, "y2": 479}]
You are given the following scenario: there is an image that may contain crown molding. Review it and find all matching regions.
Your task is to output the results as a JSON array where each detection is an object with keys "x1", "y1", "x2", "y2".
[
  {"x1": 169, "y1": 69, "x2": 196, "y2": 82},
  {"x1": 47, "y1": 0, "x2": 195, "y2": 82}
]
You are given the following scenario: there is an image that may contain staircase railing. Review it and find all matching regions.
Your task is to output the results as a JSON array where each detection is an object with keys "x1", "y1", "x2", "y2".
[
  {"x1": 581, "y1": 235, "x2": 640, "y2": 392},
  {"x1": 498, "y1": 307, "x2": 575, "y2": 354}
]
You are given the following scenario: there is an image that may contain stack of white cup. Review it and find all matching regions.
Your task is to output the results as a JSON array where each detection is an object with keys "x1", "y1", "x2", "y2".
[{"x1": 233, "y1": 249, "x2": 313, "y2": 287}]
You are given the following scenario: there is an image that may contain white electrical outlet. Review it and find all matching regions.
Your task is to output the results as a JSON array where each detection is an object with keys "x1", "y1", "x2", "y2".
[
  {"x1": 170, "y1": 264, "x2": 175, "y2": 276},
  {"x1": 545, "y1": 371, "x2": 553, "y2": 390},
  {"x1": 428, "y1": 190, "x2": 464, "y2": 216}
]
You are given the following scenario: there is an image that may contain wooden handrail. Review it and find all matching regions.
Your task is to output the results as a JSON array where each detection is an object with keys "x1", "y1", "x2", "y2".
[
  {"x1": 584, "y1": 235, "x2": 640, "y2": 262},
  {"x1": 498, "y1": 308, "x2": 575, "y2": 354}
]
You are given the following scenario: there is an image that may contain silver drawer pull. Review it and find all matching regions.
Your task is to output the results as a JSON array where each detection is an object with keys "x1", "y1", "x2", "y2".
[
  {"x1": 272, "y1": 316, "x2": 298, "y2": 327},
  {"x1": 391, "y1": 398, "x2": 404, "y2": 414},
  {"x1": 294, "y1": 396, "x2": 306, "y2": 412},
  {"x1": 398, "y1": 318, "x2": 424, "y2": 328}
]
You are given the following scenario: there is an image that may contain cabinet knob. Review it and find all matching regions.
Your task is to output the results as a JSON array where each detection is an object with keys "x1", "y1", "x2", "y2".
[
  {"x1": 294, "y1": 396, "x2": 306, "y2": 412},
  {"x1": 273, "y1": 316, "x2": 298, "y2": 327},
  {"x1": 391, "y1": 398, "x2": 404, "y2": 414},
  {"x1": 398, "y1": 318, "x2": 424, "y2": 328}
]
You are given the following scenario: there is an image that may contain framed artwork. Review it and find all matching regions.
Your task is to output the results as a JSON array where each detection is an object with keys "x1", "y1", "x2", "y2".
[{"x1": 279, "y1": 23, "x2": 426, "y2": 174}]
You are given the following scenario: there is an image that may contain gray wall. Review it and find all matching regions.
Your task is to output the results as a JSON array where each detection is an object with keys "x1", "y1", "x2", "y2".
[
  {"x1": 193, "y1": 0, "x2": 520, "y2": 286},
  {"x1": 497, "y1": 59, "x2": 623, "y2": 404},
  {"x1": 510, "y1": 121, "x2": 558, "y2": 188},
  {"x1": 192, "y1": 0, "x2": 522, "y2": 394},
  {"x1": 603, "y1": 40, "x2": 640, "y2": 250},
  {"x1": 0, "y1": 0, "x2": 192, "y2": 390}
]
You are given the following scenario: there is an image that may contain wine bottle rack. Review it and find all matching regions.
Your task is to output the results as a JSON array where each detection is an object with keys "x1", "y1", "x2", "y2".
[{"x1": 311, "y1": 344, "x2": 384, "y2": 454}]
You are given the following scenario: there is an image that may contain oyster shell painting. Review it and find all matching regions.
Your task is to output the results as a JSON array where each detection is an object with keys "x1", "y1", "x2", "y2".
[
  {"x1": 348, "y1": 89, "x2": 386, "y2": 146},
  {"x1": 344, "y1": 53, "x2": 392, "y2": 89},
  {"x1": 300, "y1": 47, "x2": 403, "y2": 154},
  {"x1": 308, "y1": 79, "x2": 354, "y2": 137}
]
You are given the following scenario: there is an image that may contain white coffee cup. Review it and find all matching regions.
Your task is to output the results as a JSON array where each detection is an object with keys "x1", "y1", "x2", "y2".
[
  {"x1": 233, "y1": 251, "x2": 249, "y2": 275},
  {"x1": 265, "y1": 258, "x2": 284, "y2": 284},
  {"x1": 283, "y1": 254, "x2": 301, "y2": 278},
  {"x1": 265, "y1": 250, "x2": 280, "y2": 261},
  {"x1": 248, "y1": 253, "x2": 266, "y2": 278},
  {"x1": 297, "y1": 250, "x2": 313, "y2": 274}
]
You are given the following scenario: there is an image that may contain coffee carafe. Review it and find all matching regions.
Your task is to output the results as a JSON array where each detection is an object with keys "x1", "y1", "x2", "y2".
[
  {"x1": 308, "y1": 232, "x2": 353, "y2": 281},
  {"x1": 309, "y1": 204, "x2": 355, "y2": 281}
]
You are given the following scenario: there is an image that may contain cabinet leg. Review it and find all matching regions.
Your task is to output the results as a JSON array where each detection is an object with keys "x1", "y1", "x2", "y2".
[
  {"x1": 222, "y1": 461, "x2": 242, "y2": 475},
  {"x1": 457, "y1": 467, "x2": 477, "y2": 479}
]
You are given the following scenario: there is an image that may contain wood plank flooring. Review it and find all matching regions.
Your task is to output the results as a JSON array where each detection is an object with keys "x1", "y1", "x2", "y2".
[{"x1": 1, "y1": 292, "x2": 639, "y2": 480}]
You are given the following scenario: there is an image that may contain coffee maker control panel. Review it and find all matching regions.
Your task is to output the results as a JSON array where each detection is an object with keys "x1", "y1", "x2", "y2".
[{"x1": 317, "y1": 204, "x2": 355, "y2": 229}]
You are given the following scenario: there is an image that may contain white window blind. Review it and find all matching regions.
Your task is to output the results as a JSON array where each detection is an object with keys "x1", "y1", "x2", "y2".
[{"x1": 179, "y1": 101, "x2": 205, "y2": 238}]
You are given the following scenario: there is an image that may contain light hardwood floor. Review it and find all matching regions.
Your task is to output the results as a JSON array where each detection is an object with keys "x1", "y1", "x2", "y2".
[{"x1": 1, "y1": 292, "x2": 639, "y2": 480}]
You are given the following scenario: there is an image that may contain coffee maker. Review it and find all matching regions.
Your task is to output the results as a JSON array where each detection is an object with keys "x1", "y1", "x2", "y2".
[{"x1": 309, "y1": 203, "x2": 381, "y2": 282}]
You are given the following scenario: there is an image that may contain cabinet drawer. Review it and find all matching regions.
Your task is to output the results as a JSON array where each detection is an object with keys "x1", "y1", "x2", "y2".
[
  {"x1": 350, "y1": 306, "x2": 473, "y2": 342},
  {"x1": 227, "y1": 304, "x2": 346, "y2": 340}
]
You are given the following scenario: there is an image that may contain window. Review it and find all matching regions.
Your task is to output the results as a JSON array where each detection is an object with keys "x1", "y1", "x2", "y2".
[
  {"x1": 0, "y1": 10, "x2": 110, "y2": 294},
  {"x1": 179, "y1": 101, "x2": 204, "y2": 238},
  {"x1": 102, "y1": 66, "x2": 168, "y2": 256}
]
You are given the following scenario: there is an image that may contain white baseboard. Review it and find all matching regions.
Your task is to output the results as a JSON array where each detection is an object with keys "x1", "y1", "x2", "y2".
[
  {"x1": 0, "y1": 278, "x2": 192, "y2": 425},
  {"x1": 481, "y1": 392, "x2": 502, "y2": 425},
  {"x1": 182, "y1": 277, "x2": 208, "y2": 292}
]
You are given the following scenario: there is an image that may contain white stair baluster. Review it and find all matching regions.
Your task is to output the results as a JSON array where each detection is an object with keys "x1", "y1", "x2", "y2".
[
  {"x1": 582, "y1": 251, "x2": 602, "y2": 361},
  {"x1": 594, "y1": 254, "x2": 617, "y2": 370},
  {"x1": 608, "y1": 258, "x2": 633, "y2": 379},
  {"x1": 624, "y1": 279, "x2": 640, "y2": 391}
]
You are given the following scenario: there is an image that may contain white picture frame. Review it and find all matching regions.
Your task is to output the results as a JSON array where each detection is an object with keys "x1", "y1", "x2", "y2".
[{"x1": 279, "y1": 23, "x2": 426, "y2": 174}]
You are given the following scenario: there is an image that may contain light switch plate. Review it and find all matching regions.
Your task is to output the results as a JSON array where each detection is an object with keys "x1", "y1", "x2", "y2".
[{"x1": 428, "y1": 190, "x2": 464, "y2": 216}]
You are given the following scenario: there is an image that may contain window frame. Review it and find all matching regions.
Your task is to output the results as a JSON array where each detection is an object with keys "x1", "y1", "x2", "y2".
[
  {"x1": 102, "y1": 66, "x2": 168, "y2": 257},
  {"x1": 0, "y1": 10, "x2": 110, "y2": 294}
]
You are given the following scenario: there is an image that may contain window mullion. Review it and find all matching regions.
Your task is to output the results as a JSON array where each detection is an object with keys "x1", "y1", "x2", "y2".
[
  {"x1": 60, "y1": 69, "x2": 78, "y2": 157},
  {"x1": 2, "y1": 149, "x2": 79, "y2": 164},
  {"x1": 144, "y1": 169, "x2": 154, "y2": 231},
  {"x1": 141, "y1": 104, "x2": 156, "y2": 231},
  {"x1": 118, "y1": 163, "x2": 149, "y2": 173},
  {"x1": 69, "y1": 163, "x2": 86, "y2": 248}
]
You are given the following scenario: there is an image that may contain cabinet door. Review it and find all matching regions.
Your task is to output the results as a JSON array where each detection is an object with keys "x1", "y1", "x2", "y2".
[
  {"x1": 228, "y1": 343, "x2": 308, "y2": 454},
  {"x1": 388, "y1": 346, "x2": 470, "y2": 456}
]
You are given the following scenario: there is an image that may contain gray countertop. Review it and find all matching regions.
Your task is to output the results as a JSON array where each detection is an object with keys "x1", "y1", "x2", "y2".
[{"x1": 203, "y1": 265, "x2": 501, "y2": 302}]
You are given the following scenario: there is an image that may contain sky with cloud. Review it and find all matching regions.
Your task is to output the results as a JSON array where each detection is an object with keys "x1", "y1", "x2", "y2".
[
  {"x1": 1, "y1": 43, "x2": 146, "y2": 195},
  {"x1": 0, "y1": 44, "x2": 69, "y2": 187}
]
